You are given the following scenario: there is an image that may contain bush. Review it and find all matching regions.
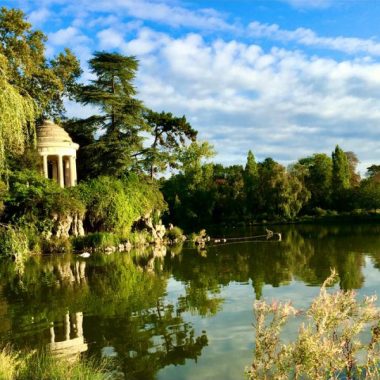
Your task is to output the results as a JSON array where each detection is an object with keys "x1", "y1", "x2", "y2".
[
  {"x1": 77, "y1": 174, "x2": 166, "y2": 235},
  {"x1": 40, "y1": 237, "x2": 72, "y2": 254},
  {"x1": 165, "y1": 226, "x2": 184, "y2": 243},
  {"x1": 127, "y1": 230, "x2": 153, "y2": 246},
  {"x1": 0, "y1": 224, "x2": 28, "y2": 262},
  {"x1": 0, "y1": 347, "x2": 17, "y2": 380},
  {"x1": 4, "y1": 169, "x2": 85, "y2": 234},
  {"x1": 247, "y1": 270, "x2": 380, "y2": 380},
  {"x1": 314, "y1": 207, "x2": 327, "y2": 217},
  {"x1": 72, "y1": 232, "x2": 120, "y2": 251}
]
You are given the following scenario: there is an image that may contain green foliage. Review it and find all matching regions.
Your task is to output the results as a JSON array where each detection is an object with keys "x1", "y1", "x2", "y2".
[
  {"x1": 244, "y1": 150, "x2": 259, "y2": 216},
  {"x1": 78, "y1": 175, "x2": 166, "y2": 235},
  {"x1": 0, "y1": 224, "x2": 28, "y2": 262},
  {"x1": 141, "y1": 109, "x2": 197, "y2": 178},
  {"x1": 0, "y1": 7, "x2": 81, "y2": 118},
  {"x1": 4, "y1": 169, "x2": 85, "y2": 232},
  {"x1": 298, "y1": 153, "x2": 333, "y2": 210},
  {"x1": 0, "y1": 179, "x2": 7, "y2": 214},
  {"x1": 72, "y1": 232, "x2": 120, "y2": 251},
  {"x1": 165, "y1": 226, "x2": 184, "y2": 243},
  {"x1": 0, "y1": 53, "x2": 36, "y2": 175},
  {"x1": 366, "y1": 165, "x2": 380, "y2": 181},
  {"x1": 357, "y1": 178, "x2": 380, "y2": 210},
  {"x1": 72, "y1": 51, "x2": 146, "y2": 178},
  {"x1": 332, "y1": 145, "x2": 351, "y2": 209},
  {"x1": 127, "y1": 230, "x2": 153, "y2": 246},
  {"x1": 0, "y1": 347, "x2": 106, "y2": 380},
  {"x1": 247, "y1": 270, "x2": 380, "y2": 380}
]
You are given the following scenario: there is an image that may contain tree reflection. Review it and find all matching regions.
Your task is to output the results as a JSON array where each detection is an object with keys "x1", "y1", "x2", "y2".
[
  {"x1": 0, "y1": 249, "x2": 209, "y2": 379},
  {"x1": 1, "y1": 224, "x2": 380, "y2": 378}
]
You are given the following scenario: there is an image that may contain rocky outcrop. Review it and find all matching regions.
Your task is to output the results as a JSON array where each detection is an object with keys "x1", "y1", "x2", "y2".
[
  {"x1": 51, "y1": 212, "x2": 85, "y2": 239},
  {"x1": 132, "y1": 212, "x2": 166, "y2": 244}
]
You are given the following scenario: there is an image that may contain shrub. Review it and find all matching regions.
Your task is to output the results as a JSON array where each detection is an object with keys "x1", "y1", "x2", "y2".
[
  {"x1": 72, "y1": 232, "x2": 120, "y2": 251},
  {"x1": 77, "y1": 174, "x2": 166, "y2": 235},
  {"x1": 4, "y1": 169, "x2": 85, "y2": 233},
  {"x1": 165, "y1": 226, "x2": 184, "y2": 243},
  {"x1": 127, "y1": 231, "x2": 152, "y2": 246},
  {"x1": 40, "y1": 237, "x2": 72, "y2": 254},
  {"x1": 247, "y1": 270, "x2": 380, "y2": 380},
  {"x1": 314, "y1": 207, "x2": 327, "y2": 217},
  {"x1": 0, "y1": 224, "x2": 28, "y2": 262},
  {"x1": 0, "y1": 346, "x2": 17, "y2": 380}
]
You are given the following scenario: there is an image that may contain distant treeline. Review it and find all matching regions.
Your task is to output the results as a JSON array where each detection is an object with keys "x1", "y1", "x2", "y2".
[{"x1": 162, "y1": 147, "x2": 380, "y2": 230}]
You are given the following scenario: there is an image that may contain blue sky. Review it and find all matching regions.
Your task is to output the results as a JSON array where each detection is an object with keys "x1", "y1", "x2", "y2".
[{"x1": 4, "y1": 0, "x2": 380, "y2": 173}]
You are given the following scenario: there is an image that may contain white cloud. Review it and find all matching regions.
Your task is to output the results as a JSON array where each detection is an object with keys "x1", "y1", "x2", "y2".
[
  {"x1": 279, "y1": 0, "x2": 333, "y2": 9},
  {"x1": 11, "y1": 0, "x2": 380, "y2": 169},
  {"x1": 49, "y1": 26, "x2": 89, "y2": 46},
  {"x1": 28, "y1": 8, "x2": 50, "y2": 25},
  {"x1": 117, "y1": 29, "x2": 380, "y2": 167},
  {"x1": 52, "y1": 0, "x2": 236, "y2": 32},
  {"x1": 248, "y1": 21, "x2": 380, "y2": 56}
]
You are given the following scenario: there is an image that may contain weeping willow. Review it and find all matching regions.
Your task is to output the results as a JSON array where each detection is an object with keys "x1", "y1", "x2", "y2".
[{"x1": 0, "y1": 54, "x2": 36, "y2": 175}]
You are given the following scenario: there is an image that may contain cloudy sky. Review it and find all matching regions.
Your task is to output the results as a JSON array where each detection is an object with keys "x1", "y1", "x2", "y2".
[{"x1": 5, "y1": 0, "x2": 380, "y2": 172}]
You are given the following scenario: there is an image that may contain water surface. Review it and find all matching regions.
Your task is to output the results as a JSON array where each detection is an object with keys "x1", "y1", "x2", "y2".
[{"x1": 1, "y1": 223, "x2": 380, "y2": 379}]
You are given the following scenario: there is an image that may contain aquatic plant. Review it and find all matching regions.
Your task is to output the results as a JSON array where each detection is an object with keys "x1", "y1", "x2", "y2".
[{"x1": 247, "y1": 270, "x2": 380, "y2": 380}]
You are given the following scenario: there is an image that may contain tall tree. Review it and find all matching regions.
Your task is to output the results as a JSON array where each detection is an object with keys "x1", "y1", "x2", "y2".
[
  {"x1": 141, "y1": 110, "x2": 197, "y2": 178},
  {"x1": 332, "y1": 145, "x2": 351, "y2": 191},
  {"x1": 366, "y1": 165, "x2": 380, "y2": 182},
  {"x1": 74, "y1": 52, "x2": 146, "y2": 178},
  {"x1": 244, "y1": 150, "x2": 259, "y2": 217},
  {"x1": 332, "y1": 145, "x2": 351, "y2": 210},
  {"x1": 332, "y1": 145, "x2": 351, "y2": 209},
  {"x1": 0, "y1": 7, "x2": 81, "y2": 118},
  {"x1": 345, "y1": 151, "x2": 360, "y2": 187},
  {"x1": 298, "y1": 153, "x2": 333, "y2": 210}
]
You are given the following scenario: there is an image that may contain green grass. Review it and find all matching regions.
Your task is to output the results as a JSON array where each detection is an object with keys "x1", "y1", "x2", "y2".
[{"x1": 0, "y1": 347, "x2": 107, "y2": 380}]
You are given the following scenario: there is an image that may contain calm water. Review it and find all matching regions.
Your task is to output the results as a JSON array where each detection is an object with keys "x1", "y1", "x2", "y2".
[{"x1": 1, "y1": 223, "x2": 380, "y2": 379}]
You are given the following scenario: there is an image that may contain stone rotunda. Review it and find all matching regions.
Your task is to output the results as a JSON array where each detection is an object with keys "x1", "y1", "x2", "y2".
[{"x1": 37, "y1": 120, "x2": 79, "y2": 188}]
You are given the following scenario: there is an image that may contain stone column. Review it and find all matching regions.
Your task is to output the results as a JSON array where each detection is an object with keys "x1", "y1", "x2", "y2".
[
  {"x1": 69, "y1": 156, "x2": 77, "y2": 186},
  {"x1": 64, "y1": 312, "x2": 70, "y2": 341},
  {"x1": 42, "y1": 155, "x2": 48, "y2": 179},
  {"x1": 75, "y1": 312, "x2": 83, "y2": 337},
  {"x1": 64, "y1": 158, "x2": 70, "y2": 187},
  {"x1": 49, "y1": 322, "x2": 55, "y2": 344},
  {"x1": 52, "y1": 160, "x2": 58, "y2": 182},
  {"x1": 58, "y1": 155, "x2": 64, "y2": 188}
]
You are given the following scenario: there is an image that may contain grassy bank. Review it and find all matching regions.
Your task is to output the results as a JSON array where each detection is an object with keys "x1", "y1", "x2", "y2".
[{"x1": 0, "y1": 347, "x2": 107, "y2": 380}]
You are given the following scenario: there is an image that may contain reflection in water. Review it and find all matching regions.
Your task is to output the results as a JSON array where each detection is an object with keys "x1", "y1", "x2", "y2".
[
  {"x1": 1, "y1": 224, "x2": 380, "y2": 379},
  {"x1": 48, "y1": 311, "x2": 87, "y2": 361}
]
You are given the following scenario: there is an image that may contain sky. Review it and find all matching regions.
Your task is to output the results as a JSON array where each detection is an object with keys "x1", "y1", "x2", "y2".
[{"x1": 4, "y1": 0, "x2": 380, "y2": 173}]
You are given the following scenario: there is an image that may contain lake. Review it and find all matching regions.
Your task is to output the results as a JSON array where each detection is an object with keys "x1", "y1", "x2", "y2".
[{"x1": 1, "y1": 223, "x2": 380, "y2": 379}]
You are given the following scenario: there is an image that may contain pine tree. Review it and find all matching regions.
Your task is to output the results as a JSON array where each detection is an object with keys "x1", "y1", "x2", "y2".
[
  {"x1": 141, "y1": 110, "x2": 197, "y2": 178},
  {"x1": 73, "y1": 52, "x2": 146, "y2": 178}
]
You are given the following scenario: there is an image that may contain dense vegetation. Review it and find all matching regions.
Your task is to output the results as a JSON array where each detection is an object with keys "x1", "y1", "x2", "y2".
[
  {"x1": 0, "y1": 347, "x2": 106, "y2": 380},
  {"x1": 1, "y1": 5, "x2": 380, "y2": 257},
  {"x1": 163, "y1": 147, "x2": 380, "y2": 230}
]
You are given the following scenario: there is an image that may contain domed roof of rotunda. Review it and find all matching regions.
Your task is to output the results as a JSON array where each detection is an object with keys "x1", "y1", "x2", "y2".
[{"x1": 37, "y1": 120, "x2": 79, "y2": 150}]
